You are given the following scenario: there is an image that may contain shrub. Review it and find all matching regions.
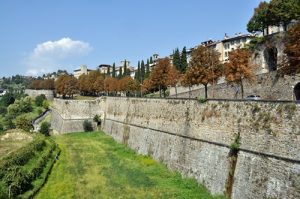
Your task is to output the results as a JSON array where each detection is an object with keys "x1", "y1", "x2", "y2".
[
  {"x1": 35, "y1": 94, "x2": 46, "y2": 107},
  {"x1": 42, "y1": 100, "x2": 49, "y2": 109},
  {"x1": 93, "y1": 114, "x2": 101, "y2": 126},
  {"x1": 83, "y1": 120, "x2": 93, "y2": 132},
  {"x1": 15, "y1": 115, "x2": 33, "y2": 132},
  {"x1": 0, "y1": 106, "x2": 7, "y2": 116},
  {"x1": 40, "y1": 122, "x2": 51, "y2": 136}
]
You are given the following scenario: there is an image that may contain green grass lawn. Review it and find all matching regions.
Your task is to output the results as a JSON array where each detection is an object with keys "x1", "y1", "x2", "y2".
[{"x1": 35, "y1": 132, "x2": 225, "y2": 199}]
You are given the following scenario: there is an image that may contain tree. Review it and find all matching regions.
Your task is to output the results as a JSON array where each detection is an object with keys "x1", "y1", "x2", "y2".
[
  {"x1": 93, "y1": 75, "x2": 105, "y2": 95},
  {"x1": 35, "y1": 94, "x2": 46, "y2": 107},
  {"x1": 134, "y1": 61, "x2": 141, "y2": 82},
  {"x1": 150, "y1": 56, "x2": 153, "y2": 64},
  {"x1": 112, "y1": 63, "x2": 116, "y2": 78},
  {"x1": 107, "y1": 66, "x2": 111, "y2": 77},
  {"x1": 280, "y1": 21, "x2": 300, "y2": 75},
  {"x1": 145, "y1": 59, "x2": 150, "y2": 78},
  {"x1": 15, "y1": 115, "x2": 33, "y2": 132},
  {"x1": 119, "y1": 76, "x2": 139, "y2": 96},
  {"x1": 149, "y1": 58, "x2": 171, "y2": 97},
  {"x1": 55, "y1": 74, "x2": 78, "y2": 98},
  {"x1": 40, "y1": 122, "x2": 51, "y2": 136},
  {"x1": 173, "y1": 48, "x2": 181, "y2": 71},
  {"x1": 123, "y1": 60, "x2": 128, "y2": 76},
  {"x1": 83, "y1": 120, "x2": 93, "y2": 132},
  {"x1": 247, "y1": 1, "x2": 270, "y2": 34},
  {"x1": 167, "y1": 67, "x2": 181, "y2": 97},
  {"x1": 180, "y1": 46, "x2": 188, "y2": 73},
  {"x1": 78, "y1": 74, "x2": 89, "y2": 96},
  {"x1": 141, "y1": 60, "x2": 145, "y2": 83},
  {"x1": 65, "y1": 76, "x2": 78, "y2": 98},
  {"x1": 185, "y1": 45, "x2": 222, "y2": 99},
  {"x1": 268, "y1": 0, "x2": 300, "y2": 30},
  {"x1": 118, "y1": 67, "x2": 123, "y2": 79},
  {"x1": 224, "y1": 48, "x2": 256, "y2": 98}
]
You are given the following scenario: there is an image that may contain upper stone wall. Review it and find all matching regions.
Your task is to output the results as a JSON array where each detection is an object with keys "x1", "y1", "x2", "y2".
[{"x1": 25, "y1": 89, "x2": 54, "y2": 100}]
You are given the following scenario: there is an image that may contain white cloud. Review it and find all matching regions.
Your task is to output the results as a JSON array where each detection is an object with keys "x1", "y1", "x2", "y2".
[{"x1": 25, "y1": 37, "x2": 92, "y2": 76}]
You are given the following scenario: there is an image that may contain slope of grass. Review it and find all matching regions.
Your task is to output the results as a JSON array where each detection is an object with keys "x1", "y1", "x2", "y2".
[
  {"x1": 36, "y1": 132, "x2": 225, "y2": 199},
  {"x1": 0, "y1": 134, "x2": 59, "y2": 199}
]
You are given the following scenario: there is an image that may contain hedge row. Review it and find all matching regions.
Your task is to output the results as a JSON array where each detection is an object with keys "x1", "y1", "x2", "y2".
[{"x1": 0, "y1": 137, "x2": 58, "y2": 198}]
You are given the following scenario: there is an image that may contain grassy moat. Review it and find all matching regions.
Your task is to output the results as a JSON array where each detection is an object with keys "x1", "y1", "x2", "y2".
[{"x1": 36, "y1": 132, "x2": 225, "y2": 199}]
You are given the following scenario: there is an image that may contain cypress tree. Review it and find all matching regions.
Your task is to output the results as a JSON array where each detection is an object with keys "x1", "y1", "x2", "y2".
[
  {"x1": 141, "y1": 60, "x2": 145, "y2": 82},
  {"x1": 181, "y1": 46, "x2": 188, "y2": 73},
  {"x1": 112, "y1": 63, "x2": 116, "y2": 78},
  {"x1": 145, "y1": 59, "x2": 150, "y2": 78},
  {"x1": 150, "y1": 56, "x2": 153, "y2": 64},
  {"x1": 173, "y1": 48, "x2": 181, "y2": 71},
  {"x1": 107, "y1": 65, "x2": 111, "y2": 76},
  {"x1": 118, "y1": 67, "x2": 123, "y2": 79},
  {"x1": 135, "y1": 61, "x2": 141, "y2": 82},
  {"x1": 123, "y1": 59, "x2": 128, "y2": 76}
]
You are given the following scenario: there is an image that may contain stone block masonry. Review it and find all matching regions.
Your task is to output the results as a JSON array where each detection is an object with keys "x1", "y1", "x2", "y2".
[
  {"x1": 25, "y1": 89, "x2": 54, "y2": 100},
  {"x1": 51, "y1": 97, "x2": 300, "y2": 199}
]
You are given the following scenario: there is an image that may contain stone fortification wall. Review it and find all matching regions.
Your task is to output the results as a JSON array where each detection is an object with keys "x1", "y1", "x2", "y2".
[
  {"x1": 25, "y1": 89, "x2": 54, "y2": 100},
  {"x1": 51, "y1": 97, "x2": 300, "y2": 199},
  {"x1": 51, "y1": 99, "x2": 103, "y2": 133},
  {"x1": 170, "y1": 72, "x2": 300, "y2": 100}
]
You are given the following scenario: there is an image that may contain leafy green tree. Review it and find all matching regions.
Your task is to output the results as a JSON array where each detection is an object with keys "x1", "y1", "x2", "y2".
[
  {"x1": 141, "y1": 60, "x2": 145, "y2": 83},
  {"x1": 123, "y1": 60, "x2": 128, "y2": 76},
  {"x1": 247, "y1": 1, "x2": 270, "y2": 34},
  {"x1": 42, "y1": 100, "x2": 49, "y2": 109},
  {"x1": 135, "y1": 61, "x2": 141, "y2": 82},
  {"x1": 112, "y1": 63, "x2": 116, "y2": 78},
  {"x1": 145, "y1": 59, "x2": 150, "y2": 78},
  {"x1": 83, "y1": 120, "x2": 93, "y2": 132},
  {"x1": 15, "y1": 115, "x2": 33, "y2": 132},
  {"x1": 118, "y1": 67, "x2": 123, "y2": 79},
  {"x1": 268, "y1": 0, "x2": 300, "y2": 30},
  {"x1": 107, "y1": 66, "x2": 111, "y2": 76},
  {"x1": 35, "y1": 94, "x2": 46, "y2": 107},
  {"x1": 0, "y1": 93, "x2": 15, "y2": 107},
  {"x1": 40, "y1": 122, "x2": 51, "y2": 136},
  {"x1": 173, "y1": 48, "x2": 181, "y2": 71},
  {"x1": 180, "y1": 46, "x2": 188, "y2": 73}
]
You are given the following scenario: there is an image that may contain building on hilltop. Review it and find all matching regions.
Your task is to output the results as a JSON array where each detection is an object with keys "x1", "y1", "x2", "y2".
[
  {"x1": 98, "y1": 64, "x2": 111, "y2": 75},
  {"x1": 187, "y1": 33, "x2": 255, "y2": 63},
  {"x1": 73, "y1": 65, "x2": 93, "y2": 79}
]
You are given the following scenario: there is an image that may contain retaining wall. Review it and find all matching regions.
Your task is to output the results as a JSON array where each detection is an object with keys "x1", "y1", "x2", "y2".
[
  {"x1": 25, "y1": 89, "x2": 55, "y2": 100},
  {"x1": 51, "y1": 97, "x2": 300, "y2": 199}
]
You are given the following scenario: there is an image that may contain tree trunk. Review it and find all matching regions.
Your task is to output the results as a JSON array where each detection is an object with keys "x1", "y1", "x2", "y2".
[
  {"x1": 204, "y1": 84, "x2": 208, "y2": 99},
  {"x1": 175, "y1": 85, "x2": 178, "y2": 98},
  {"x1": 188, "y1": 86, "x2": 191, "y2": 99},
  {"x1": 240, "y1": 80, "x2": 244, "y2": 99},
  {"x1": 159, "y1": 85, "x2": 162, "y2": 98}
]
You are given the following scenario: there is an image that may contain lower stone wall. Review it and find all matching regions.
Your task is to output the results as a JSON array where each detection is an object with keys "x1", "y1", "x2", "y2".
[
  {"x1": 51, "y1": 97, "x2": 300, "y2": 199},
  {"x1": 25, "y1": 89, "x2": 54, "y2": 100}
]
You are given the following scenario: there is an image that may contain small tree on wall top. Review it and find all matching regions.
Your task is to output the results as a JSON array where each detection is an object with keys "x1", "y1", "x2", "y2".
[{"x1": 224, "y1": 48, "x2": 256, "y2": 98}]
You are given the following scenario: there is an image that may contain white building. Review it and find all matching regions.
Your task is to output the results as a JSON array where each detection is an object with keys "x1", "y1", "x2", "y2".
[{"x1": 73, "y1": 65, "x2": 93, "y2": 79}]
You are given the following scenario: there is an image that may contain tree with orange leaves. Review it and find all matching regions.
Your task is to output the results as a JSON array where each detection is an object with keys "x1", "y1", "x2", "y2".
[
  {"x1": 150, "y1": 57, "x2": 171, "y2": 97},
  {"x1": 185, "y1": 45, "x2": 222, "y2": 99},
  {"x1": 119, "y1": 76, "x2": 139, "y2": 96},
  {"x1": 93, "y1": 75, "x2": 105, "y2": 95},
  {"x1": 55, "y1": 74, "x2": 78, "y2": 98},
  {"x1": 224, "y1": 48, "x2": 256, "y2": 98},
  {"x1": 280, "y1": 21, "x2": 300, "y2": 75},
  {"x1": 104, "y1": 77, "x2": 118, "y2": 96},
  {"x1": 167, "y1": 67, "x2": 181, "y2": 97}
]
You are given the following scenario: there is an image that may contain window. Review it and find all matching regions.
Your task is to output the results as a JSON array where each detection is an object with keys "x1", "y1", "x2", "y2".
[
  {"x1": 225, "y1": 52, "x2": 228, "y2": 57},
  {"x1": 231, "y1": 41, "x2": 234, "y2": 45}
]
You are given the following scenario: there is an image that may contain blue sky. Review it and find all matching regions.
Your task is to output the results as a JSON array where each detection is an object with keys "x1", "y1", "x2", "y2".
[{"x1": 0, "y1": 0, "x2": 263, "y2": 77}]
